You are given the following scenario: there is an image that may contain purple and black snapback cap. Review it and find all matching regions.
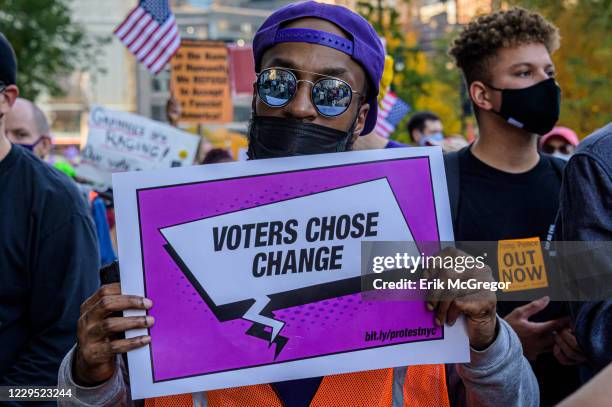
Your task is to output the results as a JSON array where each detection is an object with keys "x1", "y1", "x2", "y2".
[{"x1": 253, "y1": 1, "x2": 385, "y2": 135}]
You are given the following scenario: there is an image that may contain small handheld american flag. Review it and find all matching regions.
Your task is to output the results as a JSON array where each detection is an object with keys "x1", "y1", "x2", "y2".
[
  {"x1": 114, "y1": 0, "x2": 181, "y2": 75},
  {"x1": 375, "y1": 91, "x2": 411, "y2": 138}
]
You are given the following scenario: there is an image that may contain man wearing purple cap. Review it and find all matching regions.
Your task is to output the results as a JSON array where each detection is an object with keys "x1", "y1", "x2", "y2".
[
  {"x1": 59, "y1": 3, "x2": 537, "y2": 406},
  {"x1": 245, "y1": 0, "x2": 385, "y2": 157}
]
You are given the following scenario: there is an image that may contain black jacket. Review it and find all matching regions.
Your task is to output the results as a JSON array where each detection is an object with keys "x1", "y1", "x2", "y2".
[{"x1": 0, "y1": 145, "x2": 99, "y2": 401}]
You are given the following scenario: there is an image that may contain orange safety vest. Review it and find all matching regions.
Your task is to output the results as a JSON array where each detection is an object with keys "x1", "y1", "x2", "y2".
[{"x1": 144, "y1": 365, "x2": 450, "y2": 407}]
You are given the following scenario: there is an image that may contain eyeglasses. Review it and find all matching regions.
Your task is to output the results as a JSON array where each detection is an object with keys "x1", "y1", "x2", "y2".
[{"x1": 256, "y1": 67, "x2": 363, "y2": 117}]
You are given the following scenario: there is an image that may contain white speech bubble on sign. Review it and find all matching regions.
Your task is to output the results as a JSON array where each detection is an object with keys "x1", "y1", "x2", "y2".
[{"x1": 159, "y1": 178, "x2": 417, "y2": 355}]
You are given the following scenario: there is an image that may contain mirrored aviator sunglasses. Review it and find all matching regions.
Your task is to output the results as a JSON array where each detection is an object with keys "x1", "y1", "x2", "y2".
[{"x1": 256, "y1": 67, "x2": 359, "y2": 117}]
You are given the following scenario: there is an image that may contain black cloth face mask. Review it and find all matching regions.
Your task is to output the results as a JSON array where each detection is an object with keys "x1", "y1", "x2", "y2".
[
  {"x1": 246, "y1": 116, "x2": 356, "y2": 159},
  {"x1": 485, "y1": 77, "x2": 561, "y2": 135}
]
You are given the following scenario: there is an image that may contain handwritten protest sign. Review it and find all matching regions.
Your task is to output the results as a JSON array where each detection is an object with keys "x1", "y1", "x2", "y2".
[
  {"x1": 171, "y1": 40, "x2": 233, "y2": 124},
  {"x1": 113, "y1": 148, "x2": 468, "y2": 399},
  {"x1": 77, "y1": 106, "x2": 200, "y2": 187}
]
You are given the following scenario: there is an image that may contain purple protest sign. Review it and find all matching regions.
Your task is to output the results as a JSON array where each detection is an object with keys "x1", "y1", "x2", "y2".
[{"x1": 113, "y1": 148, "x2": 468, "y2": 399}]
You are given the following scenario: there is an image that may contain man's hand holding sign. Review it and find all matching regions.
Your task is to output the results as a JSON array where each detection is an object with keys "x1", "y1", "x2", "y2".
[
  {"x1": 74, "y1": 283, "x2": 154, "y2": 386},
  {"x1": 423, "y1": 247, "x2": 498, "y2": 350}
]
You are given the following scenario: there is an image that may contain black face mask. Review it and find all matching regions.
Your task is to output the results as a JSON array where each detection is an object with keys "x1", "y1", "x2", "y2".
[
  {"x1": 486, "y1": 77, "x2": 561, "y2": 135},
  {"x1": 246, "y1": 116, "x2": 356, "y2": 159}
]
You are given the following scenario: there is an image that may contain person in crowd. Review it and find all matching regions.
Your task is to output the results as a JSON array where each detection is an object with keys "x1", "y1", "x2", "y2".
[
  {"x1": 555, "y1": 123, "x2": 611, "y2": 374},
  {"x1": 407, "y1": 111, "x2": 444, "y2": 146},
  {"x1": 58, "y1": 2, "x2": 537, "y2": 406},
  {"x1": 539, "y1": 126, "x2": 579, "y2": 160},
  {"x1": 5, "y1": 97, "x2": 53, "y2": 159},
  {"x1": 6, "y1": 96, "x2": 116, "y2": 268},
  {"x1": 361, "y1": 111, "x2": 446, "y2": 150},
  {"x1": 194, "y1": 137, "x2": 213, "y2": 165},
  {"x1": 0, "y1": 33, "x2": 100, "y2": 401},
  {"x1": 354, "y1": 128, "x2": 468, "y2": 152},
  {"x1": 448, "y1": 7, "x2": 584, "y2": 405},
  {"x1": 200, "y1": 148, "x2": 233, "y2": 164},
  {"x1": 385, "y1": 134, "x2": 468, "y2": 151},
  {"x1": 373, "y1": 111, "x2": 467, "y2": 151}
]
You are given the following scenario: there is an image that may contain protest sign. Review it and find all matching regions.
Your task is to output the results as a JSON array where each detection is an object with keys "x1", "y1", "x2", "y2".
[
  {"x1": 230, "y1": 133, "x2": 248, "y2": 160},
  {"x1": 77, "y1": 106, "x2": 200, "y2": 187},
  {"x1": 498, "y1": 237, "x2": 549, "y2": 292},
  {"x1": 171, "y1": 40, "x2": 233, "y2": 124},
  {"x1": 113, "y1": 148, "x2": 468, "y2": 399}
]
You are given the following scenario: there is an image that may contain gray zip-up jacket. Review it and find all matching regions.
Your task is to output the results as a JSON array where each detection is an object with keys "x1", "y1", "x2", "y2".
[{"x1": 57, "y1": 317, "x2": 538, "y2": 406}]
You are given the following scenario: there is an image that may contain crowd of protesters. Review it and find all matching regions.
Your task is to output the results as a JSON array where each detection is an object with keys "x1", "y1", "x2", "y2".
[{"x1": 0, "y1": 2, "x2": 610, "y2": 407}]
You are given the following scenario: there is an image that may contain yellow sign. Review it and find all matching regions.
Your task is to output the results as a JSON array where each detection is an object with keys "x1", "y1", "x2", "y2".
[
  {"x1": 230, "y1": 133, "x2": 248, "y2": 160},
  {"x1": 498, "y1": 237, "x2": 548, "y2": 292},
  {"x1": 171, "y1": 40, "x2": 233, "y2": 124}
]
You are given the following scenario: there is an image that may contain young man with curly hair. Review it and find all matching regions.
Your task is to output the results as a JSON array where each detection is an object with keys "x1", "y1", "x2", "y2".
[{"x1": 447, "y1": 7, "x2": 584, "y2": 406}]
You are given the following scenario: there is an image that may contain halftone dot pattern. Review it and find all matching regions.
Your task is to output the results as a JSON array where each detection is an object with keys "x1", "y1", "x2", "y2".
[
  {"x1": 138, "y1": 158, "x2": 442, "y2": 381},
  {"x1": 274, "y1": 295, "x2": 363, "y2": 329}
]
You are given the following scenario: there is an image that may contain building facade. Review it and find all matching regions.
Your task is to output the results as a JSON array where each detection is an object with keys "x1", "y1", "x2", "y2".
[
  {"x1": 413, "y1": 0, "x2": 495, "y2": 51},
  {"x1": 41, "y1": 0, "x2": 139, "y2": 144}
]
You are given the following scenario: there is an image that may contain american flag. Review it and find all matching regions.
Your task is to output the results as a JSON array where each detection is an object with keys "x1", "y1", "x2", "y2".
[
  {"x1": 375, "y1": 91, "x2": 411, "y2": 138},
  {"x1": 114, "y1": 0, "x2": 181, "y2": 75}
]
